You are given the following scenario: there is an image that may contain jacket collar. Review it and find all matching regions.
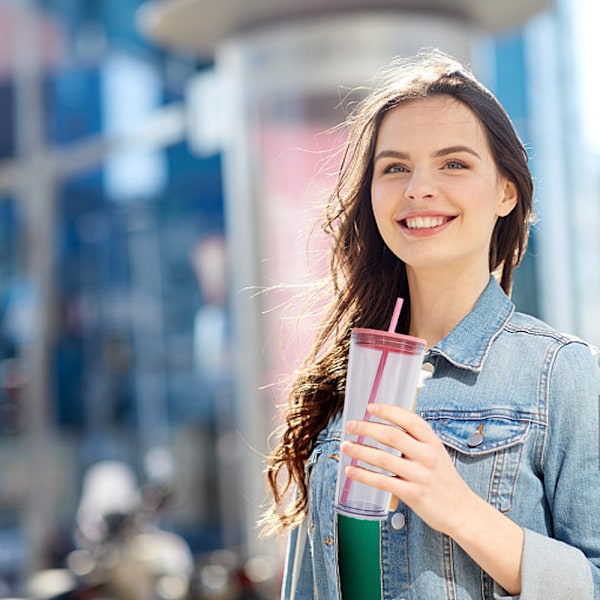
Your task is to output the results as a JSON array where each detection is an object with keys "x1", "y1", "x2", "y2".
[{"x1": 426, "y1": 275, "x2": 514, "y2": 373}]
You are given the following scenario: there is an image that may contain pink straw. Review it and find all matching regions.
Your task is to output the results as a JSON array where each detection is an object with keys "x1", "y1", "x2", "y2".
[
  {"x1": 340, "y1": 298, "x2": 403, "y2": 506},
  {"x1": 388, "y1": 297, "x2": 404, "y2": 335}
]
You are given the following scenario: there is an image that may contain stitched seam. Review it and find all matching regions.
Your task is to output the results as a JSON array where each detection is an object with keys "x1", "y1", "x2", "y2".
[
  {"x1": 441, "y1": 533, "x2": 457, "y2": 600},
  {"x1": 537, "y1": 344, "x2": 557, "y2": 474},
  {"x1": 504, "y1": 322, "x2": 586, "y2": 345},
  {"x1": 420, "y1": 409, "x2": 543, "y2": 425}
]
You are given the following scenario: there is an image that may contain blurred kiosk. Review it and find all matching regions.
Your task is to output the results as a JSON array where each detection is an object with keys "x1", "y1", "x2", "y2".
[{"x1": 138, "y1": 0, "x2": 547, "y2": 560}]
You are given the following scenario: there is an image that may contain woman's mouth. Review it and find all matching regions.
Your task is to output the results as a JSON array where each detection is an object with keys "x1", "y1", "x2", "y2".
[{"x1": 401, "y1": 215, "x2": 455, "y2": 230}]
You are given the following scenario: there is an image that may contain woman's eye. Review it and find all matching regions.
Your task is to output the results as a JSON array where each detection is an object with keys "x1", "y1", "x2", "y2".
[
  {"x1": 445, "y1": 160, "x2": 466, "y2": 170},
  {"x1": 384, "y1": 164, "x2": 408, "y2": 174}
]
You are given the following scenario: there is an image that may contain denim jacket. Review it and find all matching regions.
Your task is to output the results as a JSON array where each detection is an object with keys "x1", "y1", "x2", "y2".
[{"x1": 281, "y1": 277, "x2": 600, "y2": 599}]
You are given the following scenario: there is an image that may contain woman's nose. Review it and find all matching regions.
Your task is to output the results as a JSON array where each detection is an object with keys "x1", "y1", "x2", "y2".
[{"x1": 403, "y1": 169, "x2": 436, "y2": 201}]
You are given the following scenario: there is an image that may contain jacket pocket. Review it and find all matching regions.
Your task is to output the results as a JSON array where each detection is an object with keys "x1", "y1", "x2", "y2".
[{"x1": 421, "y1": 410, "x2": 531, "y2": 513}]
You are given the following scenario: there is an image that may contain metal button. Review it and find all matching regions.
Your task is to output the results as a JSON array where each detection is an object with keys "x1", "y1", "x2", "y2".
[
  {"x1": 391, "y1": 512, "x2": 406, "y2": 530},
  {"x1": 467, "y1": 423, "x2": 484, "y2": 448}
]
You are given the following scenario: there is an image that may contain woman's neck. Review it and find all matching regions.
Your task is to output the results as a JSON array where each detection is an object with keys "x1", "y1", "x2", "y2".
[{"x1": 407, "y1": 267, "x2": 491, "y2": 349}]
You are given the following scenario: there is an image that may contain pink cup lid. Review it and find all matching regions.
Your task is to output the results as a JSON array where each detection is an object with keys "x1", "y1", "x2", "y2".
[{"x1": 351, "y1": 328, "x2": 427, "y2": 352}]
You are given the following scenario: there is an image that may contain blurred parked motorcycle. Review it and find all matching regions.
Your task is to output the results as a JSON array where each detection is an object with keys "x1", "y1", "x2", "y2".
[{"x1": 25, "y1": 460, "x2": 194, "y2": 600}]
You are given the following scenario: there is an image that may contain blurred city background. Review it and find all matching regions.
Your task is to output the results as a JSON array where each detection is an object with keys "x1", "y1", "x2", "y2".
[{"x1": 0, "y1": 0, "x2": 598, "y2": 598}]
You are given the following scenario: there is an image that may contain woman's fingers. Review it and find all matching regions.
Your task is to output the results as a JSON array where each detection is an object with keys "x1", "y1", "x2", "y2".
[
  {"x1": 345, "y1": 420, "x2": 419, "y2": 462},
  {"x1": 367, "y1": 403, "x2": 437, "y2": 442},
  {"x1": 340, "y1": 438, "x2": 420, "y2": 482},
  {"x1": 344, "y1": 404, "x2": 436, "y2": 461}
]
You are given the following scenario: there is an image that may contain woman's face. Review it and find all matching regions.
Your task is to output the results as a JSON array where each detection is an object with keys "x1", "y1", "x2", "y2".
[{"x1": 370, "y1": 95, "x2": 517, "y2": 280}]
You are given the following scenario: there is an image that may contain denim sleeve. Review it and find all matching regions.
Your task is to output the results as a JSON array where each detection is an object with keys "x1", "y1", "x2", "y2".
[
  {"x1": 519, "y1": 528, "x2": 594, "y2": 598},
  {"x1": 280, "y1": 520, "x2": 315, "y2": 600},
  {"x1": 492, "y1": 527, "x2": 593, "y2": 600},
  {"x1": 516, "y1": 341, "x2": 600, "y2": 599}
]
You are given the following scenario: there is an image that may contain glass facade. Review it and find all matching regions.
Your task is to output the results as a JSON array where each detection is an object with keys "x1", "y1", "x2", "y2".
[
  {"x1": 494, "y1": 31, "x2": 540, "y2": 318},
  {"x1": 0, "y1": 1, "x2": 232, "y2": 594}
]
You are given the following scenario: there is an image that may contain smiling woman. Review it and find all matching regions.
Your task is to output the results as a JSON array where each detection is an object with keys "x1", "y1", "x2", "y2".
[{"x1": 262, "y1": 49, "x2": 600, "y2": 600}]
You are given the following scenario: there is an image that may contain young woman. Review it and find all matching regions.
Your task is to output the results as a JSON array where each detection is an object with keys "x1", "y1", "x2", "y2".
[{"x1": 264, "y1": 50, "x2": 600, "y2": 599}]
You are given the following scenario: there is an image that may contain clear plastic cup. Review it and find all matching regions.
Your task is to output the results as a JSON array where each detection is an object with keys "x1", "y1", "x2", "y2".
[{"x1": 334, "y1": 328, "x2": 427, "y2": 520}]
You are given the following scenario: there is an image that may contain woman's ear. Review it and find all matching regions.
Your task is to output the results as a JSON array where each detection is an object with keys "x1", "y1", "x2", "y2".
[{"x1": 497, "y1": 180, "x2": 518, "y2": 217}]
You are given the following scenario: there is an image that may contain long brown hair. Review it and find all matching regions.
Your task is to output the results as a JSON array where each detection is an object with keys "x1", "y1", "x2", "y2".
[{"x1": 263, "y1": 49, "x2": 534, "y2": 534}]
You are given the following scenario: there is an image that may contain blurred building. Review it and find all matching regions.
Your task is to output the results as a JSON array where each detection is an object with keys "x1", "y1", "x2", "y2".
[{"x1": 0, "y1": 0, "x2": 231, "y2": 592}]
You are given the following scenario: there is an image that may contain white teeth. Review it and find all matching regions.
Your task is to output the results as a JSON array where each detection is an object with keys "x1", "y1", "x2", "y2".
[{"x1": 404, "y1": 216, "x2": 448, "y2": 229}]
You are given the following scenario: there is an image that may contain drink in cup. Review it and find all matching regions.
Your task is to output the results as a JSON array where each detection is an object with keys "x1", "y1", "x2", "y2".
[{"x1": 334, "y1": 327, "x2": 427, "y2": 520}]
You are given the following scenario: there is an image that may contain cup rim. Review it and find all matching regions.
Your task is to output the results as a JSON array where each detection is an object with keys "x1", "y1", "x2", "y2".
[{"x1": 351, "y1": 327, "x2": 426, "y2": 348}]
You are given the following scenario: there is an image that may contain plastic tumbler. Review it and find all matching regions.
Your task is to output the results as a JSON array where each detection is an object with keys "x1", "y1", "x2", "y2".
[{"x1": 334, "y1": 328, "x2": 427, "y2": 520}]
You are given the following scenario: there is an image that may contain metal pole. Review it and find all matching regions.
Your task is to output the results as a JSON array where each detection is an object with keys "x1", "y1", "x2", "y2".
[
  {"x1": 126, "y1": 207, "x2": 171, "y2": 475},
  {"x1": 13, "y1": 0, "x2": 57, "y2": 576}
]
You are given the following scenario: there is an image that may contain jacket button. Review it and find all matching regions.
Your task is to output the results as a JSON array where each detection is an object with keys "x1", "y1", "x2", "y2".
[
  {"x1": 467, "y1": 423, "x2": 484, "y2": 448},
  {"x1": 391, "y1": 512, "x2": 406, "y2": 530}
]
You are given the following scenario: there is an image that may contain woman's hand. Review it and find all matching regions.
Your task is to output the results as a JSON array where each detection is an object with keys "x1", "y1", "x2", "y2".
[
  {"x1": 340, "y1": 402, "x2": 524, "y2": 595},
  {"x1": 340, "y1": 402, "x2": 473, "y2": 536}
]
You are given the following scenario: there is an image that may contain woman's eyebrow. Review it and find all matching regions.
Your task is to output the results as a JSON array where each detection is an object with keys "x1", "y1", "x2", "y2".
[
  {"x1": 373, "y1": 149, "x2": 409, "y2": 162},
  {"x1": 433, "y1": 145, "x2": 481, "y2": 159},
  {"x1": 374, "y1": 145, "x2": 481, "y2": 163}
]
